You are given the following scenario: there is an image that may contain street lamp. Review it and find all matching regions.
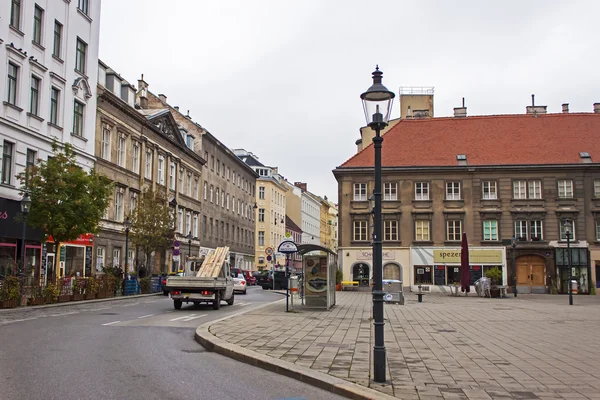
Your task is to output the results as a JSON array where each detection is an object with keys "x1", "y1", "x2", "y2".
[
  {"x1": 20, "y1": 192, "x2": 31, "y2": 300},
  {"x1": 124, "y1": 216, "x2": 131, "y2": 274},
  {"x1": 564, "y1": 220, "x2": 573, "y2": 306},
  {"x1": 187, "y1": 231, "x2": 193, "y2": 260},
  {"x1": 360, "y1": 65, "x2": 395, "y2": 383},
  {"x1": 511, "y1": 237, "x2": 517, "y2": 297}
]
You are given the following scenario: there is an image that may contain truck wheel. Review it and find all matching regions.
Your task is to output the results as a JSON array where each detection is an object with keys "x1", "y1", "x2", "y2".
[
  {"x1": 174, "y1": 299, "x2": 182, "y2": 310},
  {"x1": 226, "y1": 293, "x2": 234, "y2": 305},
  {"x1": 212, "y1": 291, "x2": 221, "y2": 310}
]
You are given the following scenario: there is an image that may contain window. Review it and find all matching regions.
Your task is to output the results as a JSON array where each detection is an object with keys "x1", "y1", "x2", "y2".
[
  {"x1": 73, "y1": 101, "x2": 84, "y2": 136},
  {"x1": 193, "y1": 215, "x2": 199, "y2": 237},
  {"x1": 513, "y1": 180, "x2": 526, "y2": 199},
  {"x1": 353, "y1": 183, "x2": 367, "y2": 201},
  {"x1": 446, "y1": 182, "x2": 460, "y2": 200},
  {"x1": 596, "y1": 220, "x2": 600, "y2": 242},
  {"x1": 193, "y1": 179, "x2": 199, "y2": 199},
  {"x1": 186, "y1": 135, "x2": 193, "y2": 149},
  {"x1": 30, "y1": 76, "x2": 40, "y2": 116},
  {"x1": 50, "y1": 87, "x2": 59, "y2": 125},
  {"x1": 216, "y1": 159, "x2": 220, "y2": 175},
  {"x1": 202, "y1": 215, "x2": 207, "y2": 236},
  {"x1": 53, "y1": 20, "x2": 62, "y2": 57},
  {"x1": 482, "y1": 181, "x2": 497, "y2": 200},
  {"x1": 168, "y1": 162, "x2": 175, "y2": 190},
  {"x1": 515, "y1": 220, "x2": 527, "y2": 240},
  {"x1": 75, "y1": 38, "x2": 87, "y2": 74},
  {"x1": 558, "y1": 180, "x2": 573, "y2": 198},
  {"x1": 186, "y1": 173, "x2": 191, "y2": 196},
  {"x1": 226, "y1": 194, "x2": 230, "y2": 209},
  {"x1": 384, "y1": 183, "x2": 397, "y2": 201},
  {"x1": 210, "y1": 185, "x2": 214, "y2": 203},
  {"x1": 117, "y1": 136, "x2": 126, "y2": 167},
  {"x1": 353, "y1": 220, "x2": 367, "y2": 241},
  {"x1": 414, "y1": 266, "x2": 433, "y2": 285},
  {"x1": 25, "y1": 149, "x2": 36, "y2": 187},
  {"x1": 528, "y1": 180, "x2": 542, "y2": 199},
  {"x1": 226, "y1": 167, "x2": 230, "y2": 180},
  {"x1": 33, "y1": 6, "x2": 43, "y2": 45},
  {"x1": 178, "y1": 170, "x2": 184, "y2": 194},
  {"x1": 221, "y1": 191, "x2": 224, "y2": 208},
  {"x1": 415, "y1": 182, "x2": 429, "y2": 200},
  {"x1": 77, "y1": 0, "x2": 89, "y2": 15},
  {"x1": 238, "y1": 199, "x2": 241, "y2": 214},
  {"x1": 115, "y1": 190, "x2": 124, "y2": 222},
  {"x1": 384, "y1": 220, "x2": 398, "y2": 241},
  {"x1": 177, "y1": 209, "x2": 183, "y2": 233},
  {"x1": 483, "y1": 220, "x2": 498, "y2": 241},
  {"x1": 215, "y1": 188, "x2": 220, "y2": 206},
  {"x1": 186, "y1": 212, "x2": 191, "y2": 235},
  {"x1": 259, "y1": 187, "x2": 265, "y2": 199},
  {"x1": 415, "y1": 220, "x2": 430, "y2": 241},
  {"x1": 209, "y1": 218, "x2": 213, "y2": 237},
  {"x1": 560, "y1": 220, "x2": 576, "y2": 241},
  {"x1": 132, "y1": 142, "x2": 140, "y2": 173},
  {"x1": 258, "y1": 231, "x2": 265, "y2": 246},
  {"x1": 446, "y1": 220, "x2": 462, "y2": 241},
  {"x1": 113, "y1": 248, "x2": 121, "y2": 266},
  {"x1": 595, "y1": 180, "x2": 600, "y2": 198},
  {"x1": 10, "y1": 0, "x2": 21, "y2": 29},
  {"x1": 145, "y1": 150, "x2": 152, "y2": 179},
  {"x1": 232, "y1": 171, "x2": 236, "y2": 183},
  {"x1": 129, "y1": 193, "x2": 137, "y2": 213},
  {"x1": 210, "y1": 155, "x2": 214, "y2": 170},
  {"x1": 7, "y1": 63, "x2": 18, "y2": 106},
  {"x1": 2, "y1": 141, "x2": 14, "y2": 185},
  {"x1": 157, "y1": 156, "x2": 165, "y2": 185},
  {"x1": 96, "y1": 247, "x2": 105, "y2": 269},
  {"x1": 531, "y1": 220, "x2": 543, "y2": 240},
  {"x1": 100, "y1": 128, "x2": 110, "y2": 160}
]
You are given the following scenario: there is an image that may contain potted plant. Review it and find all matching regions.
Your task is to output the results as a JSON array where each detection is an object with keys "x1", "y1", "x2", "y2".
[
  {"x1": 84, "y1": 277, "x2": 98, "y2": 300},
  {"x1": 28, "y1": 279, "x2": 43, "y2": 306},
  {"x1": 485, "y1": 267, "x2": 503, "y2": 298},
  {"x1": 70, "y1": 278, "x2": 84, "y2": 301},
  {"x1": 43, "y1": 283, "x2": 59, "y2": 304},
  {"x1": 1, "y1": 276, "x2": 20, "y2": 308},
  {"x1": 335, "y1": 268, "x2": 343, "y2": 291},
  {"x1": 139, "y1": 277, "x2": 152, "y2": 294}
]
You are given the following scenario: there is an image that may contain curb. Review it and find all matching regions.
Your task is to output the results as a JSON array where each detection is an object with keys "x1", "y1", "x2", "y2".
[
  {"x1": 0, "y1": 293, "x2": 161, "y2": 313},
  {"x1": 194, "y1": 303, "x2": 396, "y2": 400}
]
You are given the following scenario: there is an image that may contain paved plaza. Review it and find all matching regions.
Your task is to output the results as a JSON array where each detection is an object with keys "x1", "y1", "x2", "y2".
[{"x1": 206, "y1": 291, "x2": 600, "y2": 400}]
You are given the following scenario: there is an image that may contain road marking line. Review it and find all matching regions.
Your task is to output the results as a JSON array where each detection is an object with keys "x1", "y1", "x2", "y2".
[
  {"x1": 101, "y1": 321, "x2": 121, "y2": 326},
  {"x1": 236, "y1": 302, "x2": 252, "y2": 306},
  {"x1": 169, "y1": 314, "x2": 196, "y2": 321},
  {"x1": 137, "y1": 314, "x2": 154, "y2": 319},
  {"x1": 182, "y1": 314, "x2": 207, "y2": 322}
]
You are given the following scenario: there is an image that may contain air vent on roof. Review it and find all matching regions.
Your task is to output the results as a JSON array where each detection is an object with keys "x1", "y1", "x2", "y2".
[
  {"x1": 456, "y1": 154, "x2": 467, "y2": 166},
  {"x1": 580, "y1": 152, "x2": 592, "y2": 163}
]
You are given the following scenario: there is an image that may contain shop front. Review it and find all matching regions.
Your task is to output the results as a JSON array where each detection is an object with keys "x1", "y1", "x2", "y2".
[
  {"x1": 555, "y1": 246, "x2": 591, "y2": 294},
  {"x1": 410, "y1": 247, "x2": 506, "y2": 293},
  {"x1": 47, "y1": 234, "x2": 94, "y2": 280},
  {"x1": 339, "y1": 247, "x2": 410, "y2": 289}
]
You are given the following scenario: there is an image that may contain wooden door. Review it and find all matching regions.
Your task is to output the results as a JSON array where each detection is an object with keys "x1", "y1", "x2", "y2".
[
  {"x1": 516, "y1": 256, "x2": 546, "y2": 294},
  {"x1": 531, "y1": 261, "x2": 546, "y2": 293}
]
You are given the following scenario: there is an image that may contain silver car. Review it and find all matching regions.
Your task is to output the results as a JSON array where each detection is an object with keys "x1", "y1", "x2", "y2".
[{"x1": 231, "y1": 268, "x2": 247, "y2": 294}]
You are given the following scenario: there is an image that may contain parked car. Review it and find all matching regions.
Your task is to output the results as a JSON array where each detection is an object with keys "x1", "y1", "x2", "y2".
[
  {"x1": 244, "y1": 270, "x2": 256, "y2": 286},
  {"x1": 258, "y1": 270, "x2": 288, "y2": 290},
  {"x1": 231, "y1": 268, "x2": 247, "y2": 294}
]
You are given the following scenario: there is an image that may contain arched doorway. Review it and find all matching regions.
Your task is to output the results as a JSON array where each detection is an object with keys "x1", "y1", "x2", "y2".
[
  {"x1": 352, "y1": 262, "x2": 370, "y2": 287},
  {"x1": 516, "y1": 255, "x2": 546, "y2": 294},
  {"x1": 383, "y1": 263, "x2": 402, "y2": 281}
]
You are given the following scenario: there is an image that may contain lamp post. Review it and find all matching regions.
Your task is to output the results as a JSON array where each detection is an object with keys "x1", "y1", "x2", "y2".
[
  {"x1": 187, "y1": 231, "x2": 192, "y2": 259},
  {"x1": 360, "y1": 65, "x2": 395, "y2": 383},
  {"x1": 124, "y1": 217, "x2": 131, "y2": 274},
  {"x1": 511, "y1": 237, "x2": 517, "y2": 297},
  {"x1": 564, "y1": 220, "x2": 573, "y2": 306},
  {"x1": 20, "y1": 192, "x2": 32, "y2": 300}
]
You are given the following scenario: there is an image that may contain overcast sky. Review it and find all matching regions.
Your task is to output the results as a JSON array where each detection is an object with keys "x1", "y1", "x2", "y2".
[{"x1": 99, "y1": 0, "x2": 600, "y2": 203}]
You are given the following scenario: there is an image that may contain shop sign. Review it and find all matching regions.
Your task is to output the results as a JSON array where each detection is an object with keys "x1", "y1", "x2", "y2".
[
  {"x1": 48, "y1": 233, "x2": 94, "y2": 246},
  {"x1": 433, "y1": 249, "x2": 502, "y2": 264},
  {"x1": 356, "y1": 250, "x2": 395, "y2": 260},
  {"x1": 60, "y1": 246, "x2": 66, "y2": 262}
]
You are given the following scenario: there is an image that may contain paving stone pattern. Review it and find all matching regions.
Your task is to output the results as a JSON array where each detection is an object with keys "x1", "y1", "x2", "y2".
[{"x1": 209, "y1": 292, "x2": 600, "y2": 400}]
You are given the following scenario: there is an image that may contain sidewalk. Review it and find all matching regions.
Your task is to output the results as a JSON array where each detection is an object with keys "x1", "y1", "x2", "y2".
[{"x1": 197, "y1": 291, "x2": 600, "y2": 400}]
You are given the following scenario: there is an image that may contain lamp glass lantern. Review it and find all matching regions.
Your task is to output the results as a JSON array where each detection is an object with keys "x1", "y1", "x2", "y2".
[
  {"x1": 563, "y1": 220, "x2": 571, "y2": 237},
  {"x1": 124, "y1": 216, "x2": 132, "y2": 231},
  {"x1": 21, "y1": 192, "x2": 32, "y2": 214},
  {"x1": 360, "y1": 66, "x2": 395, "y2": 127}
]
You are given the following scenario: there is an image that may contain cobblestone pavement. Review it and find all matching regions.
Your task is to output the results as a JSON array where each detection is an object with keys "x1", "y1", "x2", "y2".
[{"x1": 208, "y1": 291, "x2": 600, "y2": 400}]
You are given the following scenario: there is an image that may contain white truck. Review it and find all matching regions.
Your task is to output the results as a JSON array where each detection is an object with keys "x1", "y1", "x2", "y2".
[{"x1": 166, "y1": 246, "x2": 234, "y2": 310}]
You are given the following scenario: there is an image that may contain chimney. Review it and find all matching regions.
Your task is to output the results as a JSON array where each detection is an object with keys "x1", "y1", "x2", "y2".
[
  {"x1": 355, "y1": 138, "x2": 363, "y2": 153},
  {"x1": 562, "y1": 103, "x2": 569, "y2": 113},
  {"x1": 594, "y1": 103, "x2": 600, "y2": 114},
  {"x1": 454, "y1": 97, "x2": 467, "y2": 118},
  {"x1": 185, "y1": 110, "x2": 192, "y2": 119},
  {"x1": 526, "y1": 94, "x2": 547, "y2": 115},
  {"x1": 294, "y1": 182, "x2": 307, "y2": 192},
  {"x1": 158, "y1": 94, "x2": 167, "y2": 103},
  {"x1": 138, "y1": 74, "x2": 148, "y2": 109},
  {"x1": 456, "y1": 154, "x2": 467, "y2": 166},
  {"x1": 174, "y1": 106, "x2": 179, "y2": 111}
]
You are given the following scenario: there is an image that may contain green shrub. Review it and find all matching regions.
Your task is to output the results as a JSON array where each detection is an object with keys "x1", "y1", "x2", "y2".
[
  {"x1": 485, "y1": 267, "x2": 503, "y2": 285},
  {"x1": 139, "y1": 277, "x2": 151, "y2": 294},
  {"x1": 43, "y1": 284, "x2": 59, "y2": 302}
]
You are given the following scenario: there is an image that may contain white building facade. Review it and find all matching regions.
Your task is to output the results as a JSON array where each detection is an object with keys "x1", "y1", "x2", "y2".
[{"x1": 301, "y1": 192, "x2": 321, "y2": 246}]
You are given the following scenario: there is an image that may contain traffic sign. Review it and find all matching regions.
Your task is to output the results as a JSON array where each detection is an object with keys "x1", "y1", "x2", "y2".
[
  {"x1": 174, "y1": 240, "x2": 181, "y2": 247},
  {"x1": 266, "y1": 255, "x2": 272, "y2": 261},
  {"x1": 278, "y1": 240, "x2": 298, "y2": 254},
  {"x1": 265, "y1": 247, "x2": 274, "y2": 256},
  {"x1": 285, "y1": 231, "x2": 291, "y2": 238},
  {"x1": 173, "y1": 249, "x2": 180, "y2": 256}
]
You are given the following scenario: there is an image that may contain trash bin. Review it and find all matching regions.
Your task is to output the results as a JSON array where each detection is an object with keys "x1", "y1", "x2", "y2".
[
  {"x1": 382, "y1": 279, "x2": 404, "y2": 305},
  {"x1": 571, "y1": 279, "x2": 578, "y2": 294}
]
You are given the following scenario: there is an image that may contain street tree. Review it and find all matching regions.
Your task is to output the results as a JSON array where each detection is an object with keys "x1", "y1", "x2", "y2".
[
  {"x1": 18, "y1": 142, "x2": 113, "y2": 282},
  {"x1": 129, "y1": 188, "x2": 175, "y2": 273}
]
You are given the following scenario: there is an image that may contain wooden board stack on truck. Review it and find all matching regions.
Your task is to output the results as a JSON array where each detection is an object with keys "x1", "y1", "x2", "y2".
[{"x1": 166, "y1": 246, "x2": 234, "y2": 310}]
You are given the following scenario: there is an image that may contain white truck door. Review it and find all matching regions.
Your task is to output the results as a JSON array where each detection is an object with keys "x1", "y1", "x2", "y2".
[{"x1": 224, "y1": 263, "x2": 234, "y2": 299}]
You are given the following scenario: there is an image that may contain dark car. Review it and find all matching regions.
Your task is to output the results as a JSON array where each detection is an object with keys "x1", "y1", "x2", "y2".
[{"x1": 258, "y1": 270, "x2": 288, "y2": 290}]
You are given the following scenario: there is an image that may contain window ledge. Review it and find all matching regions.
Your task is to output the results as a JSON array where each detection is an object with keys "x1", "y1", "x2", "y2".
[
  {"x1": 47, "y1": 122, "x2": 63, "y2": 131},
  {"x1": 3, "y1": 101, "x2": 23, "y2": 112},
  {"x1": 9, "y1": 25, "x2": 25, "y2": 37},
  {"x1": 444, "y1": 241, "x2": 462, "y2": 245},
  {"x1": 27, "y1": 112, "x2": 44, "y2": 122},
  {"x1": 77, "y1": 8, "x2": 93, "y2": 22},
  {"x1": 52, "y1": 54, "x2": 64, "y2": 64},
  {"x1": 32, "y1": 41, "x2": 45, "y2": 51},
  {"x1": 70, "y1": 132, "x2": 88, "y2": 142},
  {"x1": 413, "y1": 241, "x2": 433, "y2": 246},
  {"x1": 480, "y1": 240, "x2": 501, "y2": 245},
  {"x1": 0, "y1": 183, "x2": 16, "y2": 189},
  {"x1": 74, "y1": 69, "x2": 89, "y2": 80}
]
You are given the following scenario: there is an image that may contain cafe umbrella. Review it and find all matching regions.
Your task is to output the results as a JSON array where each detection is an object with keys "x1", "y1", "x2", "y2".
[{"x1": 460, "y1": 232, "x2": 471, "y2": 294}]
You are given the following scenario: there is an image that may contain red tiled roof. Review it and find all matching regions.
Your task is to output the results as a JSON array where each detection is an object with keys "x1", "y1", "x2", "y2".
[{"x1": 340, "y1": 113, "x2": 600, "y2": 168}]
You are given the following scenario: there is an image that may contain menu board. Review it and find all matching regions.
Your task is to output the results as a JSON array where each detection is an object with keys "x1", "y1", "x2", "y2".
[
  {"x1": 470, "y1": 265, "x2": 482, "y2": 285},
  {"x1": 41, "y1": 243, "x2": 47, "y2": 275},
  {"x1": 85, "y1": 246, "x2": 92, "y2": 277},
  {"x1": 434, "y1": 265, "x2": 445, "y2": 286}
]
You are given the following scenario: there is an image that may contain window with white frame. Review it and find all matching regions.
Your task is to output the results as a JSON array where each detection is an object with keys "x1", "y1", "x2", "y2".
[
  {"x1": 145, "y1": 150, "x2": 152, "y2": 179},
  {"x1": 259, "y1": 187, "x2": 265, "y2": 199},
  {"x1": 177, "y1": 209, "x2": 183, "y2": 233},
  {"x1": 528, "y1": 180, "x2": 542, "y2": 199},
  {"x1": 78, "y1": 0, "x2": 89, "y2": 15},
  {"x1": 482, "y1": 181, "x2": 497, "y2": 200},
  {"x1": 215, "y1": 188, "x2": 220, "y2": 206},
  {"x1": 415, "y1": 220, "x2": 430, "y2": 241},
  {"x1": 560, "y1": 220, "x2": 575, "y2": 240},
  {"x1": 232, "y1": 197, "x2": 235, "y2": 213},
  {"x1": 596, "y1": 220, "x2": 600, "y2": 241},
  {"x1": 221, "y1": 191, "x2": 224, "y2": 208},
  {"x1": 101, "y1": 128, "x2": 111, "y2": 160},
  {"x1": 117, "y1": 135, "x2": 126, "y2": 167},
  {"x1": 53, "y1": 20, "x2": 62, "y2": 58},
  {"x1": 594, "y1": 180, "x2": 600, "y2": 198},
  {"x1": 531, "y1": 220, "x2": 543, "y2": 240},
  {"x1": 226, "y1": 193, "x2": 230, "y2": 209},
  {"x1": 157, "y1": 156, "x2": 165, "y2": 184},
  {"x1": 483, "y1": 220, "x2": 498, "y2": 241},
  {"x1": 238, "y1": 199, "x2": 241, "y2": 215},
  {"x1": 72, "y1": 101, "x2": 85, "y2": 137},
  {"x1": 96, "y1": 246, "x2": 105, "y2": 269},
  {"x1": 384, "y1": 220, "x2": 398, "y2": 241},
  {"x1": 130, "y1": 192, "x2": 137, "y2": 214},
  {"x1": 558, "y1": 180, "x2": 573, "y2": 198},
  {"x1": 115, "y1": 189, "x2": 124, "y2": 222},
  {"x1": 353, "y1": 183, "x2": 367, "y2": 201},
  {"x1": 10, "y1": 0, "x2": 21, "y2": 29},
  {"x1": 515, "y1": 220, "x2": 527, "y2": 240},
  {"x1": 75, "y1": 38, "x2": 87, "y2": 74},
  {"x1": 50, "y1": 87, "x2": 60, "y2": 125},
  {"x1": 353, "y1": 220, "x2": 367, "y2": 241},
  {"x1": 193, "y1": 214, "x2": 199, "y2": 237},
  {"x1": 178, "y1": 169, "x2": 183, "y2": 194},
  {"x1": 446, "y1": 220, "x2": 462, "y2": 241},
  {"x1": 2, "y1": 141, "x2": 14, "y2": 185},
  {"x1": 446, "y1": 182, "x2": 460, "y2": 200},
  {"x1": 169, "y1": 162, "x2": 175, "y2": 190},
  {"x1": 6, "y1": 62, "x2": 19, "y2": 106},
  {"x1": 186, "y1": 173, "x2": 191, "y2": 196},
  {"x1": 415, "y1": 182, "x2": 429, "y2": 200},
  {"x1": 186, "y1": 212, "x2": 191, "y2": 235},
  {"x1": 30, "y1": 75, "x2": 40, "y2": 115},
  {"x1": 113, "y1": 248, "x2": 121, "y2": 267},
  {"x1": 384, "y1": 183, "x2": 397, "y2": 201},
  {"x1": 131, "y1": 142, "x2": 140, "y2": 173},
  {"x1": 193, "y1": 178, "x2": 199, "y2": 199},
  {"x1": 33, "y1": 5, "x2": 43, "y2": 45},
  {"x1": 258, "y1": 231, "x2": 265, "y2": 246},
  {"x1": 513, "y1": 180, "x2": 527, "y2": 199},
  {"x1": 210, "y1": 185, "x2": 214, "y2": 203}
]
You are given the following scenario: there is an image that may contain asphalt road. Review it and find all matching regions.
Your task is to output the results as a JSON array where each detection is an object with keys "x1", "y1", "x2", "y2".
[{"x1": 0, "y1": 286, "x2": 345, "y2": 400}]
